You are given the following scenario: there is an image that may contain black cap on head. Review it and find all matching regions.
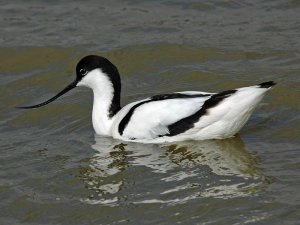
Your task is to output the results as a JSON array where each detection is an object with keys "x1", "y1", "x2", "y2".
[
  {"x1": 17, "y1": 55, "x2": 121, "y2": 110},
  {"x1": 17, "y1": 55, "x2": 119, "y2": 109},
  {"x1": 76, "y1": 55, "x2": 118, "y2": 81},
  {"x1": 75, "y1": 55, "x2": 122, "y2": 117}
]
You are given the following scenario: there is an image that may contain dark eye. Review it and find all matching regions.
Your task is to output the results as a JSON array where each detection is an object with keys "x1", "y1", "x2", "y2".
[{"x1": 80, "y1": 68, "x2": 88, "y2": 76}]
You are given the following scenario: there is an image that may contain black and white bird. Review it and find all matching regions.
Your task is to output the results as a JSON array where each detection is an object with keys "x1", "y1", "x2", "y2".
[{"x1": 18, "y1": 55, "x2": 276, "y2": 143}]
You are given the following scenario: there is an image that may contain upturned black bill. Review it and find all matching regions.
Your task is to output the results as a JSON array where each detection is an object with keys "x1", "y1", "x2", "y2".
[{"x1": 17, "y1": 80, "x2": 78, "y2": 109}]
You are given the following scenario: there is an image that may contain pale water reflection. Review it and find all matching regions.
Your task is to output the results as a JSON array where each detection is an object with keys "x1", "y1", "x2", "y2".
[
  {"x1": 1, "y1": 0, "x2": 299, "y2": 223},
  {"x1": 79, "y1": 136, "x2": 271, "y2": 206}
]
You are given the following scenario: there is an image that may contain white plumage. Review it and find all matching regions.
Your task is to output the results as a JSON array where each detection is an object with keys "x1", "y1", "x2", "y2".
[
  {"x1": 110, "y1": 85, "x2": 272, "y2": 143},
  {"x1": 113, "y1": 96, "x2": 210, "y2": 140},
  {"x1": 18, "y1": 55, "x2": 276, "y2": 143}
]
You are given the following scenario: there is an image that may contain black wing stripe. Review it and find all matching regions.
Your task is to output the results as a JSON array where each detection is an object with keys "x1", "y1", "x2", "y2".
[
  {"x1": 166, "y1": 89, "x2": 237, "y2": 136},
  {"x1": 118, "y1": 99, "x2": 152, "y2": 135},
  {"x1": 258, "y1": 81, "x2": 276, "y2": 88},
  {"x1": 118, "y1": 93, "x2": 211, "y2": 135}
]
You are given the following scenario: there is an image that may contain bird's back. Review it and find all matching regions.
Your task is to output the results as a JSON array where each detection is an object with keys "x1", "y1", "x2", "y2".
[{"x1": 111, "y1": 82, "x2": 275, "y2": 143}]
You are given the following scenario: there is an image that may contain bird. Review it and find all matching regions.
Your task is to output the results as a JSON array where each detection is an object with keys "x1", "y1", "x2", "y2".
[{"x1": 18, "y1": 55, "x2": 276, "y2": 143}]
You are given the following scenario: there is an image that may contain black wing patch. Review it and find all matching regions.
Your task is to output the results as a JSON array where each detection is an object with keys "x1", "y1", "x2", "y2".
[
  {"x1": 118, "y1": 93, "x2": 211, "y2": 135},
  {"x1": 258, "y1": 81, "x2": 276, "y2": 88},
  {"x1": 150, "y1": 93, "x2": 211, "y2": 100},
  {"x1": 166, "y1": 89, "x2": 237, "y2": 136},
  {"x1": 118, "y1": 99, "x2": 152, "y2": 136}
]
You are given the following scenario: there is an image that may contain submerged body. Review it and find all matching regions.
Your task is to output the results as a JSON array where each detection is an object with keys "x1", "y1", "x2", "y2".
[
  {"x1": 91, "y1": 79, "x2": 274, "y2": 143},
  {"x1": 18, "y1": 55, "x2": 276, "y2": 143}
]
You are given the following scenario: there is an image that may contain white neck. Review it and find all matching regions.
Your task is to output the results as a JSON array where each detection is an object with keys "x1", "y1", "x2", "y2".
[
  {"x1": 77, "y1": 69, "x2": 119, "y2": 136},
  {"x1": 92, "y1": 90, "x2": 114, "y2": 136}
]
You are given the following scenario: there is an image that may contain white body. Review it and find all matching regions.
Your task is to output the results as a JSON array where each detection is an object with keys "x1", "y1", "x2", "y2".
[{"x1": 78, "y1": 69, "x2": 273, "y2": 143}]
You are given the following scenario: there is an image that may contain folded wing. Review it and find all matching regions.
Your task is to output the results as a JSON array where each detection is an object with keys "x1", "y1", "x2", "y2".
[{"x1": 118, "y1": 92, "x2": 212, "y2": 139}]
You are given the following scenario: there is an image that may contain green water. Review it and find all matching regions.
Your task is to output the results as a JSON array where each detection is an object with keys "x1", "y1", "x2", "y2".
[{"x1": 1, "y1": 1, "x2": 300, "y2": 224}]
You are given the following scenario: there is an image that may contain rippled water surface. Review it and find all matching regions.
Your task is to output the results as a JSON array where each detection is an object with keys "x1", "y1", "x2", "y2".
[{"x1": 1, "y1": 0, "x2": 300, "y2": 224}]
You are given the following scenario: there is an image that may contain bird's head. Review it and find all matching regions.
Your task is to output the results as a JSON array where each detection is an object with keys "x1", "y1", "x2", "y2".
[{"x1": 17, "y1": 55, "x2": 121, "y2": 109}]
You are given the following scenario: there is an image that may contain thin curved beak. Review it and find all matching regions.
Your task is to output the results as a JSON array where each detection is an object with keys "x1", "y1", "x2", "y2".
[{"x1": 17, "y1": 80, "x2": 78, "y2": 109}]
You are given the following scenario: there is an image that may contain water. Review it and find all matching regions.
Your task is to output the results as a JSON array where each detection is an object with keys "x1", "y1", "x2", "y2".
[{"x1": 0, "y1": 0, "x2": 300, "y2": 224}]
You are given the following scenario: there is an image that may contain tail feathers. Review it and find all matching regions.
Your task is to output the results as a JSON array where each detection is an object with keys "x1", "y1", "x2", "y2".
[{"x1": 258, "y1": 81, "x2": 276, "y2": 88}]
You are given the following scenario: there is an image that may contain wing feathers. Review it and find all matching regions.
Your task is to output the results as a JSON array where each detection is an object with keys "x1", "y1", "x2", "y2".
[
  {"x1": 166, "y1": 90, "x2": 237, "y2": 136},
  {"x1": 119, "y1": 94, "x2": 211, "y2": 139}
]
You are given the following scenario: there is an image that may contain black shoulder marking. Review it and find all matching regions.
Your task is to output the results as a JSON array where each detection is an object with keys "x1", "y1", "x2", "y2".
[
  {"x1": 166, "y1": 89, "x2": 237, "y2": 136},
  {"x1": 118, "y1": 93, "x2": 211, "y2": 136},
  {"x1": 118, "y1": 100, "x2": 152, "y2": 135},
  {"x1": 151, "y1": 93, "x2": 211, "y2": 101},
  {"x1": 258, "y1": 81, "x2": 276, "y2": 88}
]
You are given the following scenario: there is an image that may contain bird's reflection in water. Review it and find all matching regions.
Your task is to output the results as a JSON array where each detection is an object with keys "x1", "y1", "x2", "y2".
[{"x1": 79, "y1": 135, "x2": 272, "y2": 205}]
